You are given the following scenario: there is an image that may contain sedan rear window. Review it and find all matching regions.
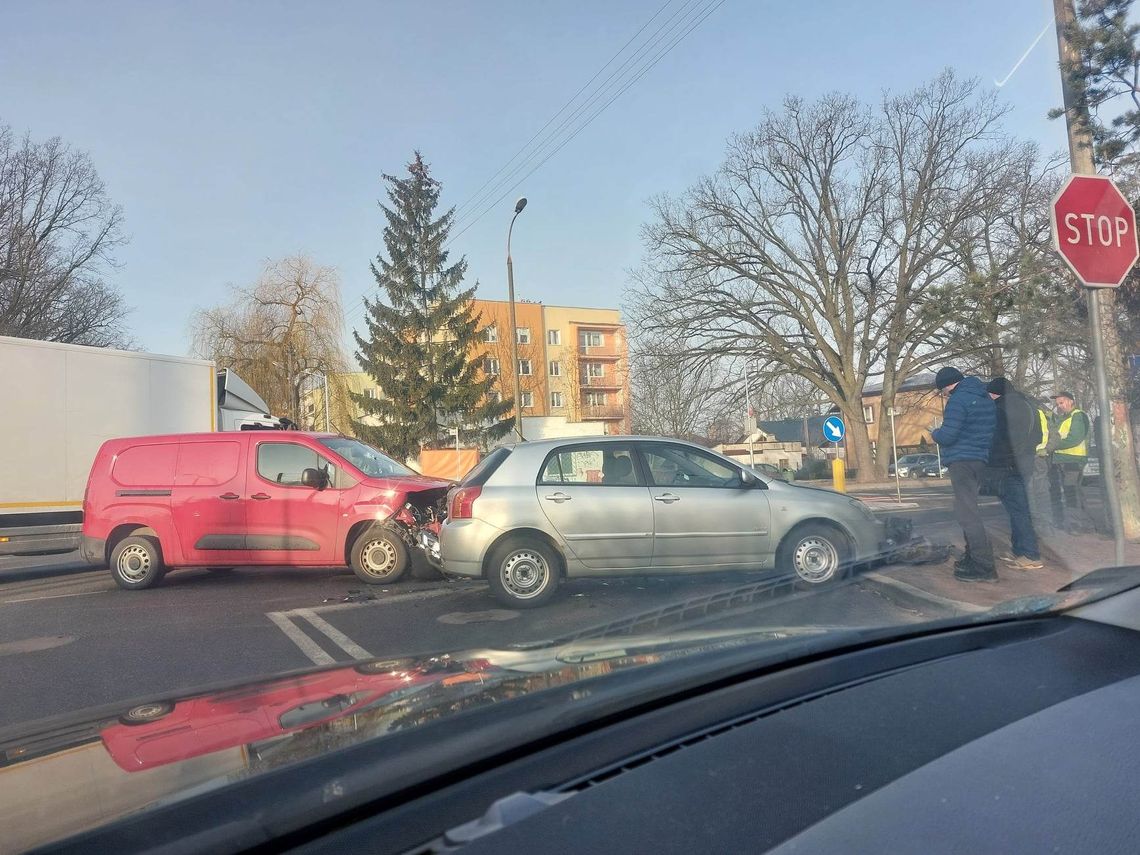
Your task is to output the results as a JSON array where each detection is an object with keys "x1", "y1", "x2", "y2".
[{"x1": 460, "y1": 446, "x2": 511, "y2": 487}]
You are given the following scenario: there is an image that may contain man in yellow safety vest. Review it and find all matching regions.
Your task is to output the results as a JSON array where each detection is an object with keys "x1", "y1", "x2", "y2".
[{"x1": 1045, "y1": 391, "x2": 1090, "y2": 529}]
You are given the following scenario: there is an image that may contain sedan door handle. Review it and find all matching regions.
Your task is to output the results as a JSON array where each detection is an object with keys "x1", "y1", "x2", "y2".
[
  {"x1": 250, "y1": 493, "x2": 271, "y2": 501},
  {"x1": 543, "y1": 492, "x2": 572, "y2": 503},
  {"x1": 219, "y1": 492, "x2": 240, "y2": 500},
  {"x1": 653, "y1": 493, "x2": 681, "y2": 504}
]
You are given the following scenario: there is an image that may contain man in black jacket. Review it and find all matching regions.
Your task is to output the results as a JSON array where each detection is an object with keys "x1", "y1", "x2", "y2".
[{"x1": 987, "y1": 378, "x2": 1043, "y2": 569}]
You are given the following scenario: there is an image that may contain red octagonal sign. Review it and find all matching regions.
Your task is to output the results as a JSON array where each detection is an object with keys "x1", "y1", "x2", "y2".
[{"x1": 1051, "y1": 174, "x2": 1139, "y2": 288}]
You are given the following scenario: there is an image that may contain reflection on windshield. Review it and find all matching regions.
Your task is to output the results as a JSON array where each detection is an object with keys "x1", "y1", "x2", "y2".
[{"x1": 318, "y1": 437, "x2": 412, "y2": 478}]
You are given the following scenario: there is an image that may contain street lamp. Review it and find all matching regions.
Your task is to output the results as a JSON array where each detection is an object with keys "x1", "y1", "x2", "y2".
[{"x1": 506, "y1": 197, "x2": 527, "y2": 441}]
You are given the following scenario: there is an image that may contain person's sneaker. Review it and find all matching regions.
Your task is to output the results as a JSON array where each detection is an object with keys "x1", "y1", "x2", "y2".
[
  {"x1": 954, "y1": 559, "x2": 998, "y2": 582},
  {"x1": 1010, "y1": 555, "x2": 1043, "y2": 570},
  {"x1": 997, "y1": 552, "x2": 1018, "y2": 564}
]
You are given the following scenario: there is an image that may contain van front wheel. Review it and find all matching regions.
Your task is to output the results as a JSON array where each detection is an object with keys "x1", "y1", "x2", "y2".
[
  {"x1": 110, "y1": 536, "x2": 166, "y2": 590},
  {"x1": 350, "y1": 526, "x2": 409, "y2": 584}
]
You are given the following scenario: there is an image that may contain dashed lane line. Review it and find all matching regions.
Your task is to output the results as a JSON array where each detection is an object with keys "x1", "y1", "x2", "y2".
[
  {"x1": 295, "y1": 609, "x2": 373, "y2": 660},
  {"x1": 267, "y1": 611, "x2": 336, "y2": 666}
]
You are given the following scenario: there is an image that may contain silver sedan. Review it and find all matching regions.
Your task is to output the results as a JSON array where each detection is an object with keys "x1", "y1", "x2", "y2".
[{"x1": 439, "y1": 436, "x2": 885, "y2": 608}]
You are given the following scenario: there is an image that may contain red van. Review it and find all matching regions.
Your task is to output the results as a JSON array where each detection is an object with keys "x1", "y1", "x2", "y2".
[{"x1": 81, "y1": 432, "x2": 451, "y2": 589}]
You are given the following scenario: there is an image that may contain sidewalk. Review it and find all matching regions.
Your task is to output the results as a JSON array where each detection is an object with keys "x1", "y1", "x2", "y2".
[{"x1": 868, "y1": 514, "x2": 1140, "y2": 616}]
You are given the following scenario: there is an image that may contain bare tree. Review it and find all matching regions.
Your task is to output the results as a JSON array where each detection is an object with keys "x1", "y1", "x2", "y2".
[
  {"x1": 190, "y1": 255, "x2": 347, "y2": 425},
  {"x1": 629, "y1": 346, "x2": 738, "y2": 440},
  {"x1": 0, "y1": 124, "x2": 131, "y2": 346}
]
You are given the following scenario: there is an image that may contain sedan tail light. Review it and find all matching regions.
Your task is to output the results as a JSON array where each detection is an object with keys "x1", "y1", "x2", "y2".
[{"x1": 450, "y1": 486, "x2": 482, "y2": 520}]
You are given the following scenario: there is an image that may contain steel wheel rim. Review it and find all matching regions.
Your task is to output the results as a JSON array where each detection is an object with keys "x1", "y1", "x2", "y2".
[
  {"x1": 360, "y1": 538, "x2": 398, "y2": 578},
  {"x1": 500, "y1": 550, "x2": 549, "y2": 600},
  {"x1": 117, "y1": 544, "x2": 153, "y2": 582},
  {"x1": 792, "y1": 536, "x2": 839, "y2": 584}
]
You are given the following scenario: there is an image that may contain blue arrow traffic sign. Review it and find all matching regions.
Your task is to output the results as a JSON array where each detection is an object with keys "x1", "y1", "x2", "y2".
[{"x1": 822, "y1": 416, "x2": 845, "y2": 442}]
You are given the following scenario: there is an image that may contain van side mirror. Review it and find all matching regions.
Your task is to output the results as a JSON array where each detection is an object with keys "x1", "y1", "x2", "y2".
[{"x1": 301, "y1": 468, "x2": 328, "y2": 490}]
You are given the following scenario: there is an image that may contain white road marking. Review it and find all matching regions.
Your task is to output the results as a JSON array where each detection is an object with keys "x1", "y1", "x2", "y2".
[
  {"x1": 296, "y1": 609, "x2": 373, "y2": 660},
  {"x1": 267, "y1": 611, "x2": 336, "y2": 666},
  {"x1": 2, "y1": 590, "x2": 110, "y2": 605}
]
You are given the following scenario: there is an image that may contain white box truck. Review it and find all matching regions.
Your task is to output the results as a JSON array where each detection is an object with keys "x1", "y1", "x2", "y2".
[{"x1": 0, "y1": 336, "x2": 283, "y2": 556}]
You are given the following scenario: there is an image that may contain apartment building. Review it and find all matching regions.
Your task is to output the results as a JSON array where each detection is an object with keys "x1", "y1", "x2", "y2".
[
  {"x1": 307, "y1": 299, "x2": 631, "y2": 439},
  {"x1": 471, "y1": 298, "x2": 631, "y2": 436}
]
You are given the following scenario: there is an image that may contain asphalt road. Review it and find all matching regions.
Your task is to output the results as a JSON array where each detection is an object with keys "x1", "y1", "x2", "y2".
[{"x1": 0, "y1": 484, "x2": 975, "y2": 731}]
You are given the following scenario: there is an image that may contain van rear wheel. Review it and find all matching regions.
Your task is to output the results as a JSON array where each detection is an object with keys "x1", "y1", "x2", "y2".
[{"x1": 110, "y1": 535, "x2": 166, "y2": 590}]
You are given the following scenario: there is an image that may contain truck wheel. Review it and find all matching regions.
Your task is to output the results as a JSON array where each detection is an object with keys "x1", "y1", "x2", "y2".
[
  {"x1": 350, "y1": 526, "x2": 409, "y2": 584},
  {"x1": 110, "y1": 536, "x2": 166, "y2": 590},
  {"x1": 486, "y1": 536, "x2": 560, "y2": 608}
]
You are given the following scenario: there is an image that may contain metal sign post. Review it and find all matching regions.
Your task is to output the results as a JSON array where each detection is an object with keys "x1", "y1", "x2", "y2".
[
  {"x1": 823, "y1": 416, "x2": 846, "y2": 492},
  {"x1": 888, "y1": 406, "x2": 901, "y2": 503}
]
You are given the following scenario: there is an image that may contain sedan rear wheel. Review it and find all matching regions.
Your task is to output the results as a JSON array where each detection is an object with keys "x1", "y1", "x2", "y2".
[
  {"x1": 777, "y1": 523, "x2": 850, "y2": 586},
  {"x1": 487, "y1": 537, "x2": 560, "y2": 608}
]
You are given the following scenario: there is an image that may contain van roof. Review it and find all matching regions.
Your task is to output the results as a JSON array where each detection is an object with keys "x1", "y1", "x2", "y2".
[{"x1": 100, "y1": 431, "x2": 340, "y2": 446}]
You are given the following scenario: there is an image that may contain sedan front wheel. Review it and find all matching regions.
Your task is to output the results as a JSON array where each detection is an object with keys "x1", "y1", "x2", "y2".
[{"x1": 777, "y1": 523, "x2": 850, "y2": 586}]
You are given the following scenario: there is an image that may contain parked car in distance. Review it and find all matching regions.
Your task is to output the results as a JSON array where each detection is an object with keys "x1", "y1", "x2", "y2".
[
  {"x1": 439, "y1": 437, "x2": 886, "y2": 608},
  {"x1": 887, "y1": 453, "x2": 938, "y2": 479},
  {"x1": 751, "y1": 462, "x2": 793, "y2": 482},
  {"x1": 81, "y1": 432, "x2": 450, "y2": 590},
  {"x1": 918, "y1": 460, "x2": 948, "y2": 478}
]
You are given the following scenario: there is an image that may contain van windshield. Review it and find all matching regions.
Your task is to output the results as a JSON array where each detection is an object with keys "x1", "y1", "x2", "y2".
[{"x1": 317, "y1": 438, "x2": 412, "y2": 478}]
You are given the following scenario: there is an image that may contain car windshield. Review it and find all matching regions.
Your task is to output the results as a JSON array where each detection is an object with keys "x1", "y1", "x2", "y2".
[
  {"x1": 4, "y1": 2, "x2": 1140, "y2": 850},
  {"x1": 317, "y1": 437, "x2": 413, "y2": 478}
]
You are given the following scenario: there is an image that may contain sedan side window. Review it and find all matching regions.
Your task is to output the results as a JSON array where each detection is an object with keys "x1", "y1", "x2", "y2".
[
  {"x1": 539, "y1": 447, "x2": 640, "y2": 486},
  {"x1": 642, "y1": 445, "x2": 738, "y2": 488}
]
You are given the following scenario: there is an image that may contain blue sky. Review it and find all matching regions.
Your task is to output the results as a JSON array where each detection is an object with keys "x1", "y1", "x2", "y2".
[{"x1": 3, "y1": 0, "x2": 1067, "y2": 357}]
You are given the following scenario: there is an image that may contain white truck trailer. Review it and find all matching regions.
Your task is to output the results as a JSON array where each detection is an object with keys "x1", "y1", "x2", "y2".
[{"x1": 0, "y1": 335, "x2": 283, "y2": 556}]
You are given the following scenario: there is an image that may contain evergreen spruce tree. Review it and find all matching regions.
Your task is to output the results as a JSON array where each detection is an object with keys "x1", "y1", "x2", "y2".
[{"x1": 353, "y1": 152, "x2": 513, "y2": 462}]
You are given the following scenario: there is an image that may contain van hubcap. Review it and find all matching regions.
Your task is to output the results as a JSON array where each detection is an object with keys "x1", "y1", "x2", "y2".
[
  {"x1": 117, "y1": 545, "x2": 152, "y2": 582},
  {"x1": 501, "y1": 551, "x2": 549, "y2": 600},
  {"x1": 793, "y1": 537, "x2": 839, "y2": 584},
  {"x1": 361, "y1": 539, "x2": 398, "y2": 577}
]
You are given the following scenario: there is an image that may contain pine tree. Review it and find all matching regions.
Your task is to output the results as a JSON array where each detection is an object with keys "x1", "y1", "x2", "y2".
[{"x1": 353, "y1": 152, "x2": 513, "y2": 462}]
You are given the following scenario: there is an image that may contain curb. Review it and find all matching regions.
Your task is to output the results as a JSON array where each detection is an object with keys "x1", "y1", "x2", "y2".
[
  {"x1": 863, "y1": 570, "x2": 988, "y2": 616},
  {"x1": 864, "y1": 501, "x2": 921, "y2": 511}
]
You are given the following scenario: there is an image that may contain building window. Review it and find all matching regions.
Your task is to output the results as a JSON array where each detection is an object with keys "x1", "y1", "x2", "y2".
[
  {"x1": 516, "y1": 327, "x2": 531, "y2": 344},
  {"x1": 364, "y1": 388, "x2": 378, "y2": 400},
  {"x1": 521, "y1": 390, "x2": 534, "y2": 409},
  {"x1": 549, "y1": 360, "x2": 561, "y2": 376},
  {"x1": 518, "y1": 359, "x2": 532, "y2": 376},
  {"x1": 863, "y1": 405, "x2": 874, "y2": 423},
  {"x1": 551, "y1": 391, "x2": 565, "y2": 408},
  {"x1": 586, "y1": 362, "x2": 604, "y2": 378},
  {"x1": 585, "y1": 391, "x2": 606, "y2": 407},
  {"x1": 547, "y1": 329, "x2": 561, "y2": 345},
  {"x1": 580, "y1": 331, "x2": 603, "y2": 348},
  {"x1": 483, "y1": 325, "x2": 498, "y2": 343},
  {"x1": 484, "y1": 357, "x2": 500, "y2": 376}
]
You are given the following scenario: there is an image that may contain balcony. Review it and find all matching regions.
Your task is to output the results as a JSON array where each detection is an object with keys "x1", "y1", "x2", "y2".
[
  {"x1": 577, "y1": 345, "x2": 622, "y2": 359},
  {"x1": 581, "y1": 375, "x2": 623, "y2": 389},
  {"x1": 580, "y1": 406, "x2": 626, "y2": 420}
]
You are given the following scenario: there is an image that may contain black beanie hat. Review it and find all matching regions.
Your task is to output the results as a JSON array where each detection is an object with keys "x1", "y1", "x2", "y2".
[
  {"x1": 986, "y1": 377, "x2": 1011, "y2": 396},
  {"x1": 935, "y1": 367, "x2": 964, "y2": 390}
]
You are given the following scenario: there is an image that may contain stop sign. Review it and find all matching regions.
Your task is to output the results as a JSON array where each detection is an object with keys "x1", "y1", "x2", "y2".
[{"x1": 1051, "y1": 174, "x2": 1139, "y2": 287}]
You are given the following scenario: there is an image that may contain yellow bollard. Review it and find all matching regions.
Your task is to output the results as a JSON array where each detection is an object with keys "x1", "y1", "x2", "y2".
[{"x1": 832, "y1": 458, "x2": 846, "y2": 493}]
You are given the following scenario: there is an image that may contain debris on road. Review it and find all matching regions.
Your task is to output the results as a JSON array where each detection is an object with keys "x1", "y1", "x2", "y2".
[
  {"x1": 887, "y1": 536, "x2": 954, "y2": 566},
  {"x1": 323, "y1": 589, "x2": 379, "y2": 604}
]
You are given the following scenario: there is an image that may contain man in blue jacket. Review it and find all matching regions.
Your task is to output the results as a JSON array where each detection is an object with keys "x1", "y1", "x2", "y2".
[{"x1": 932, "y1": 367, "x2": 997, "y2": 581}]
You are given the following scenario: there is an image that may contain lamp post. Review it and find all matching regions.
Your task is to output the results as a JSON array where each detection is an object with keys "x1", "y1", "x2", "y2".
[{"x1": 507, "y1": 197, "x2": 527, "y2": 441}]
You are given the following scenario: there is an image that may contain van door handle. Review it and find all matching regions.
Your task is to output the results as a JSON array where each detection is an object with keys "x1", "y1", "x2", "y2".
[
  {"x1": 219, "y1": 492, "x2": 240, "y2": 500},
  {"x1": 543, "y1": 492, "x2": 571, "y2": 503},
  {"x1": 250, "y1": 493, "x2": 271, "y2": 501},
  {"x1": 653, "y1": 493, "x2": 681, "y2": 504}
]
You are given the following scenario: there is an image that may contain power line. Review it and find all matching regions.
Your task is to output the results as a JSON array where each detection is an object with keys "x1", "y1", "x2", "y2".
[
  {"x1": 448, "y1": 0, "x2": 702, "y2": 233},
  {"x1": 446, "y1": 0, "x2": 727, "y2": 247},
  {"x1": 344, "y1": 0, "x2": 729, "y2": 328}
]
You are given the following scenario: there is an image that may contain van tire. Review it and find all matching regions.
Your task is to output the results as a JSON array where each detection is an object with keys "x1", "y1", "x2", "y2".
[
  {"x1": 110, "y1": 536, "x2": 166, "y2": 590},
  {"x1": 350, "y1": 526, "x2": 409, "y2": 584}
]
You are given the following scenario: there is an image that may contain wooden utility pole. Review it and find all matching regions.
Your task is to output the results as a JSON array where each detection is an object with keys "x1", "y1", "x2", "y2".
[{"x1": 1052, "y1": 0, "x2": 1138, "y2": 555}]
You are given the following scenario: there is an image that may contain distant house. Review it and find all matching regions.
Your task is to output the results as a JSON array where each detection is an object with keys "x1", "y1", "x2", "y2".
[
  {"x1": 825, "y1": 372, "x2": 942, "y2": 458},
  {"x1": 713, "y1": 415, "x2": 832, "y2": 470}
]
